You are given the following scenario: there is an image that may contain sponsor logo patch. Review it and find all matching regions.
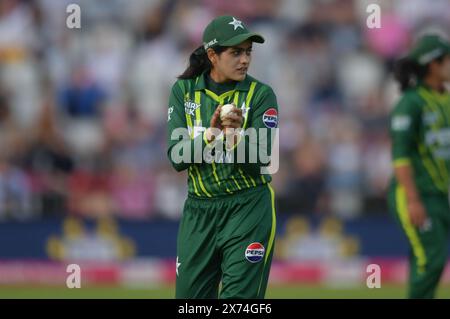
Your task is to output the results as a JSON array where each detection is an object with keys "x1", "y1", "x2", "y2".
[
  {"x1": 262, "y1": 108, "x2": 278, "y2": 128},
  {"x1": 245, "y1": 242, "x2": 265, "y2": 263},
  {"x1": 184, "y1": 101, "x2": 200, "y2": 115},
  {"x1": 204, "y1": 38, "x2": 218, "y2": 49},
  {"x1": 391, "y1": 115, "x2": 411, "y2": 131}
]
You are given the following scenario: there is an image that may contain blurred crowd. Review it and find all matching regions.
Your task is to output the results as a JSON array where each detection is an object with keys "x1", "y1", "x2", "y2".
[{"x1": 0, "y1": 0, "x2": 449, "y2": 221}]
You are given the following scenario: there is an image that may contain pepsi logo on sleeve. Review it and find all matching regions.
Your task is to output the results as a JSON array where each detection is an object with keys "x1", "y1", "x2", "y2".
[
  {"x1": 262, "y1": 108, "x2": 278, "y2": 128},
  {"x1": 245, "y1": 242, "x2": 265, "y2": 263}
]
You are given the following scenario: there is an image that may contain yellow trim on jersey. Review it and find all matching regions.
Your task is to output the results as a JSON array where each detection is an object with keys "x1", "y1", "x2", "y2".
[
  {"x1": 194, "y1": 91, "x2": 202, "y2": 126},
  {"x1": 188, "y1": 167, "x2": 201, "y2": 197},
  {"x1": 197, "y1": 91, "x2": 215, "y2": 148},
  {"x1": 393, "y1": 158, "x2": 411, "y2": 167},
  {"x1": 418, "y1": 144, "x2": 447, "y2": 193},
  {"x1": 231, "y1": 175, "x2": 242, "y2": 190},
  {"x1": 184, "y1": 92, "x2": 194, "y2": 139},
  {"x1": 432, "y1": 91, "x2": 450, "y2": 123},
  {"x1": 419, "y1": 88, "x2": 445, "y2": 126},
  {"x1": 395, "y1": 185, "x2": 426, "y2": 274},
  {"x1": 266, "y1": 184, "x2": 277, "y2": 264},
  {"x1": 257, "y1": 184, "x2": 277, "y2": 296},
  {"x1": 185, "y1": 116, "x2": 194, "y2": 138},
  {"x1": 193, "y1": 165, "x2": 212, "y2": 197},
  {"x1": 211, "y1": 161, "x2": 221, "y2": 185},
  {"x1": 211, "y1": 157, "x2": 232, "y2": 194},
  {"x1": 243, "y1": 82, "x2": 257, "y2": 129},
  {"x1": 238, "y1": 168, "x2": 250, "y2": 188},
  {"x1": 418, "y1": 89, "x2": 449, "y2": 185},
  {"x1": 204, "y1": 89, "x2": 236, "y2": 104},
  {"x1": 233, "y1": 91, "x2": 239, "y2": 105},
  {"x1": 248, "y1": 175, "x2": 256, "y2": 187}
]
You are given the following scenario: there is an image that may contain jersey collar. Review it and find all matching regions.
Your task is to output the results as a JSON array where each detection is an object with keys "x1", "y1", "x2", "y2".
[
  {"x1": 194, "y1": 71, "x2": 252, "y2": 92},
  {"x1": 418, "y1": 80, "x2": 448, "y2": 95}
]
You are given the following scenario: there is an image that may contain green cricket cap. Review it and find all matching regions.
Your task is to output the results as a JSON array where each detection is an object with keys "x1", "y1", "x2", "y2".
[
  {"x1": 202, "y1": 15, "x2": 265, "y2": 50},
  {"x1": 408, "y1": 34, "x2": 450, "y2": 65}
]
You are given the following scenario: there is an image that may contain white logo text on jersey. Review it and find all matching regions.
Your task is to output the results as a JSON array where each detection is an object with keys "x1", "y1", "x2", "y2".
[
  {"x1": 184, "y1": 101, "x2": 200, "y2": 116},
  {"x1": 168, "y1": 106, "x2": 174, "y2": 121}
]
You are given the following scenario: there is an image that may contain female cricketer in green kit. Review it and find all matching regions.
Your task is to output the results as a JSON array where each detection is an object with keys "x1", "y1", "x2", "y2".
[
  {"x1": 389, "y1": 34, "x2": 450, "y2": 298},
  {"x1": 166, "y1": 16, "x2": 278, "y2": 299}
]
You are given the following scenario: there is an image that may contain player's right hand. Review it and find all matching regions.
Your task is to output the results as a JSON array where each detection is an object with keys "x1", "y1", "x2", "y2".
[
  {"x1": 205, "y1": 105, "x2": 223, "y2": 143},
  {"x1": 210, "y1": 105, "x2": 223, "y2": 130},
  {"x1": 407, "y1": 199, "x2": 427, "y2": 228}
]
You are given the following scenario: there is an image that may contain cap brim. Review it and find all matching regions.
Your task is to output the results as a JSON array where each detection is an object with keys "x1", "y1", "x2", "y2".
[
  {"x1": 411, "y1": 44, "x2": 450, "y2": 65},
  {"x1": 222, "y1": 33, "x2": 265, "y2": 47}
]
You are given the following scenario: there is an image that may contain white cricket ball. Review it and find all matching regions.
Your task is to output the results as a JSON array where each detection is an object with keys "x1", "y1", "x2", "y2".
[{"x1": 220, "y1": 104, "x2": 235, "y2": 119}]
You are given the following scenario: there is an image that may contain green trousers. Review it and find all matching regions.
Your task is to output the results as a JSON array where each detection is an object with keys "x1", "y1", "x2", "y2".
[
  {"x1": 175, "y1": 184, "x2": 276, "y2": 299},
  {"x1": 388, "y1": 184, "x2": 450, "y2": 298}
]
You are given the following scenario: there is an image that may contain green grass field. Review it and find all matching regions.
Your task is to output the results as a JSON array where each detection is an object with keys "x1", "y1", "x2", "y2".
[{"x1": 1, "y1": 284, "x2": 450, "y2": 299}]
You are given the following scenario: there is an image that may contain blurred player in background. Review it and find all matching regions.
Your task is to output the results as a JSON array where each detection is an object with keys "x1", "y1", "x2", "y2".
[
  {"x1": 389, "y1": 34, "x2": 450, "y2": 298},
  {"x1": 167, "y1": 15, "x2": 278, "y2": 298}
]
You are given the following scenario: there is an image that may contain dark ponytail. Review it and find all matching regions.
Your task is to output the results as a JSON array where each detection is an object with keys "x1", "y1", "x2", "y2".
[
  {"x1": 393, "y1": 57, "x2": 427, "y2": 92},
  {"x1": 178, "y1": 45, "x2": 227, "y2": 79}
]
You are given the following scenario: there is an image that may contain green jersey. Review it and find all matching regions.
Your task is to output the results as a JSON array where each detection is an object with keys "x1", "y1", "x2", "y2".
[
  {"x1": 167, "y1": 71, "x2": 278, "y2": 198},
  {"x1": 390, "y1": 84, "x2": 450, "y2": 195}
]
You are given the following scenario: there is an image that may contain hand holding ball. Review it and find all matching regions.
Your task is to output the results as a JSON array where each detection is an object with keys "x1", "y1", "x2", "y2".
[
  {"x1": 219, "y1": 104, "x2": 243, "y2": 144},
  {"x1": 220, "y1": 104, "x2": 236, "y2": 120}
]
